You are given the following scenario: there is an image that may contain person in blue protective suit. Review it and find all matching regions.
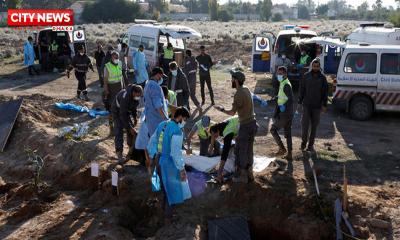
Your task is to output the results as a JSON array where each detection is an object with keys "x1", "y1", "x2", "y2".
[
  {"x1": 24, "y1": 36, "x2": 39, "y2": 76},
  {"x1": 133, "y1": 45, "x2": 149, "y2": 88},
  {"x1": 147, "y1": 107, "x2": 191, "y2": 223},
  {"x1": 144, "y1": 67, "x2": 169, "y2": 137}
]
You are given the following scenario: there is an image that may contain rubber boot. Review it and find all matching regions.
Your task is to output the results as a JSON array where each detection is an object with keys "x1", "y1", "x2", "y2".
[{"x1": 232, "y1": 169, "x2": 249, "y2": 184}]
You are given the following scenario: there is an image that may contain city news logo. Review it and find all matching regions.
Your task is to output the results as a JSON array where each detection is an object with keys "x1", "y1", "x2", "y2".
[{"x1": 8, "y1": 9, "x2": 74, "y2": 27}]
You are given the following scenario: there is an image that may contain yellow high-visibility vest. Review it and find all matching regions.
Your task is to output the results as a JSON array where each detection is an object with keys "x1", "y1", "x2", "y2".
[
  {"x1": 222, "y1": 116, "x2": 239, "y2": 138},
  {"x1": 105, "y1": 62, "x2": 122, "y2": 84},
  {"x1": 164, "y1": 48, "x2": 174, "y2": 60},
  {"x1": 278, "y1": 78, "x2": 291, "y2": 106}
]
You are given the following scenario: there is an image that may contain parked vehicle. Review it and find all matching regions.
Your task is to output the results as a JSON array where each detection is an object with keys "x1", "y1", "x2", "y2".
[{"x1": 120, "y1": 22, "x2": 202, "y2": 70}]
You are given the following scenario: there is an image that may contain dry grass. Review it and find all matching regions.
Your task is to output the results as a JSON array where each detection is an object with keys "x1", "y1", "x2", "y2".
[{"x1": 0, "y1": 20, "x2": 361, "y2": 63}]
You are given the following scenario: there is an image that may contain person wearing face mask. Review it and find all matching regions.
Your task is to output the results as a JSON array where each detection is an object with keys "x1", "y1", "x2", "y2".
[
  {"x1": 270, "y1": 66, "x2": 294, "y2": 161},
  {"x1": 133, "y1": 45, "x2": 149, "y2": 88},
  {"x1": 147, "y1": 106, "x2": 191, "y2": 223},
  {"x1": 162, "y1": 43, "x2": 175, "y2": 74},
  {"x1": 298, "y1": 59, "x2": 328, "y2": 152},
  {"x1": 144, "y1": 67, "x2": 169, "y2": 138},
  {"x1": 167, "y1": 61, "x2": 190, "y2": 109},
  {"x1": 24, "y1": 36, "x2": 39, "y2": 76},
  {"x1": 214, "y1": 69, "x2": 258, "y2": 183},
  {"x1": 104, "y1": 51, "x2": 124, "y2": 135},
  {"x1": 111, "y1": 84, "x2": 143, "y2": 163},
  {"x1": 69, "y1": 45, "x2": 94, "y2": 101}
]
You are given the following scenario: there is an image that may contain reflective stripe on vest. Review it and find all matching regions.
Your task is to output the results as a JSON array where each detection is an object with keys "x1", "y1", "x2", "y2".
[
  {"x1": 164, "y1": 48, "x2": 174, "y2": 60},
  {"x1": 277, "y1": 78, "x2": 291, "y2": 106},
  {"x1": 222, "y1": 117, "x2": 239, "y2": 138},
  {"x1": 157, "y1": 122, "x2": 168, "y2": 153},
  {"x1": 105, "y1": 62, "x2": 122, "y2": 84}
]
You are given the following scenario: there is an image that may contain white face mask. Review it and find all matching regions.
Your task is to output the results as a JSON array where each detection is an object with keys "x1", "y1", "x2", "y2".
[
  {"x1": 277, "y1": 75, "x2": 284, "y2": 81},
  {"x1": 171, "y1": 70, "x2": 177, "y2": 77},
  {"x1": 79, "y1": 52, "x2": 84, "y2": 56},
  {"x1": 282, "y1": 55, "x2": 286, "y2": 59},
  {"x1": 134, "y1": 96, "x2": 141, "y2": 101},
  {"x1": 178, "y1": 121, "x2": 186, "y2": 129},
  {"x1": 112, "y1": 59, "x2": 119, "y2": 64}
]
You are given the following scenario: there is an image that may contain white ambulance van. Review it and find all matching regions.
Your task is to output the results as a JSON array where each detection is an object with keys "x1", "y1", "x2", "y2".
[
  {"x1": 251, "y1": 25, "x2": 319, "y2": 81},
  {"x1": 333, "y1": 44, "x2": 400, "y2": 120},
  {"x1": 120, "y1": 22, "x2": 202, "y2": 70},
  {"x1": 346, "y1": 22, "x2": 400, "y2": 45}
]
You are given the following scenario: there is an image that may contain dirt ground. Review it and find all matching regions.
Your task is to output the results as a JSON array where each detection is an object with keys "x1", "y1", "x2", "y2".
[{"x1": 0, "y1": 53, "x2": 399, "y2": 240}]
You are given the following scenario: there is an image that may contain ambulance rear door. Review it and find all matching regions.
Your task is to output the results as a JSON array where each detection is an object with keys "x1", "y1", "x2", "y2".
[
  {"x1": 251, "y1": 32, "x2": 275, "y2": 73},
  {"x1": 72, "y1": 29, "x2": 87, "y2": 56}
]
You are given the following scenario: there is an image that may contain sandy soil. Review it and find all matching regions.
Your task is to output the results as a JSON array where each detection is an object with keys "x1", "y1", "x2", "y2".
[
  {"x1": 0, "y1": 58, "x2": 399, "y2": 240},
  {"x1": 0, "y1": 20, "x2": 399, "y2": 239}
]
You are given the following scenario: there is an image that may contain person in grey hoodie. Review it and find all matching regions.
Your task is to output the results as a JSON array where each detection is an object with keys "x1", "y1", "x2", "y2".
[{"x1": 298, "y1": 58, "x2": 328, "y2": 152}]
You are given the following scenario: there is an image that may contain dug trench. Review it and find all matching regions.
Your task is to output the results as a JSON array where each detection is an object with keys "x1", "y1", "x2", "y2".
[{"x1": 0, "y1": 94, "x2": 396, "y2": 239}]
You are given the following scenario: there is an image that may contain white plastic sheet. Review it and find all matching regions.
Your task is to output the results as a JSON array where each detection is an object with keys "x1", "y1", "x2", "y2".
[{"x1": 184, "y1": 154, "x2": 274, "y2": 173}]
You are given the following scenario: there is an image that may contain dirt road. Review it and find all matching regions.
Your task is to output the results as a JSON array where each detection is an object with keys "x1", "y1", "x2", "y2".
[{"x1": 0, "y1": 61, "x2": 399, "y2": 239}]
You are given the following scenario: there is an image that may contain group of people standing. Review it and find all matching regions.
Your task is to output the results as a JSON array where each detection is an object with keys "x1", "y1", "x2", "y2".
[{"x1": 24, "y1": 35, "x2": 328, "y2": 223}]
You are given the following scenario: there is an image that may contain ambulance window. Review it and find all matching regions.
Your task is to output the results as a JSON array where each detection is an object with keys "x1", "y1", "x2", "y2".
[
  {"x1": 129, "y1": 35, "x2": 141, "y2": 48},
  {"x1": 344, "y1": 53, "x2": 377, "y2": 74},
  {"x1": 381, "y1": 53, "x2": 400, "y2": 75},
  {"x1": 141, "y1": 37, "x2": 155, "y2": 51}
]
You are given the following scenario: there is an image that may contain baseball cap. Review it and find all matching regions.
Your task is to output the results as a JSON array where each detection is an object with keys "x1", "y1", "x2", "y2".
[
  {"x1": 111, "y1": 50, "x2": 119, "y2": 57},
  {"x1": 151, "y1": 67, "x2": 168, "y2": 78},
  {"x1": 230, "y1": 69, "x2": 245, "y2": 83}
]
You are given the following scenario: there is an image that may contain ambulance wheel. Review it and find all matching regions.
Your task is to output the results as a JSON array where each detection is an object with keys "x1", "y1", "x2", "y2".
[{"x1": 349, "y1": 96, "x2": 373, "y2": 121}]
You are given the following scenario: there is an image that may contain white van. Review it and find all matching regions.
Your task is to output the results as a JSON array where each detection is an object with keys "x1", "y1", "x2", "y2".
[
  {"x1": 346, "y1": 22, "x2": 400, "y2": 45},
  {"x1": 251, "y1": 25, "x2": 320, "y2": 81},
  {"x1": 121, "y1": 23, "x2": 202, "y2": 70},
  {"x1": 333, "y1": 44, "x2": 400, "y2": 120}
]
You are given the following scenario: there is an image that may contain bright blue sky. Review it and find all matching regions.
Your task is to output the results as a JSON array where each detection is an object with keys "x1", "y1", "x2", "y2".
[{"x1": 219, "y1": 0, "x2": 398, "y2": 8}]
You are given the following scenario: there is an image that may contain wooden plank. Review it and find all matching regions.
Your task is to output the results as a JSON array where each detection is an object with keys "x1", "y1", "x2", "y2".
[
  {"x1": 0, "y1": 98, "x2": 23, "y2": 152},
  {"x1": 208, "y1": 216, "x2": 250, "y2": 240}
]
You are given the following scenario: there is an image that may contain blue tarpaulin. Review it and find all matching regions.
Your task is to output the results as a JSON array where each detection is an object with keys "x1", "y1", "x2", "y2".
[{"x1": 55, "y1": 103, "x2": 109, "y2": 118}]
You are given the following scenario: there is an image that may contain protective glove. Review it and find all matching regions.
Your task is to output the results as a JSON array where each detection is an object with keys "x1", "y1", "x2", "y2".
[{"x1": 279, "y1": 105, "x2": 286, "y2": 113}]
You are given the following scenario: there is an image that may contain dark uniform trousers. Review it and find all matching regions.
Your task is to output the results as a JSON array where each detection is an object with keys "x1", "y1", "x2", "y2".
[
  {"x1": 75, "y1": 71, "x2": 87, "y2": 95},
  {"x1": 301, "y1": 106, "x2": 321, "y2": 148},
  {"x1": 270, "y1": 113, "x2": 293, "y2": 151},
  {"x1": 235, "y1": 120, "x2": 258, "y2": 170},
  {"x1": 187, "y1": 73, "x2": 200, "y2": 108},
  {"x1": 113, "y1": 111, "x2": 134, "y2": 153},
  {"x1": 199, "y1": 73, "x2": 214, "y2": 103}
]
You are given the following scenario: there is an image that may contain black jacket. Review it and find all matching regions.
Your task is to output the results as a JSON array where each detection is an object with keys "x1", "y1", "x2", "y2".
[
  {"x1": 167, "y1": 68, "x2": 190, "y2": 106},
  {"x1": 111, "y1": 85, "x2": 140, "y2": 129},
  {"x1": 71, "y1": 54, "x2": 93, "y2": 73},
  {"x1": 299, "y1": 71, "x2": 328, "y2": 109},
  {"x1": 101, "y1": 51, "x2": 112, "y2": 69},
  {"x1": 94, "y1": 49, "x2": 105, "y2": 67},
  {"x1": 196, "y1": 54, "x2": 213, "y2": 76}
]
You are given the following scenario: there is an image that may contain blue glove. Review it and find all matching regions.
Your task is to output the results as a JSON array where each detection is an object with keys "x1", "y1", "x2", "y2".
[
  {"x1": 260, "y1": 100, "x2": 268, "y2": 108},
  {"x1": 279, "y1": 105, "x2": 286, "y2": 113}
]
